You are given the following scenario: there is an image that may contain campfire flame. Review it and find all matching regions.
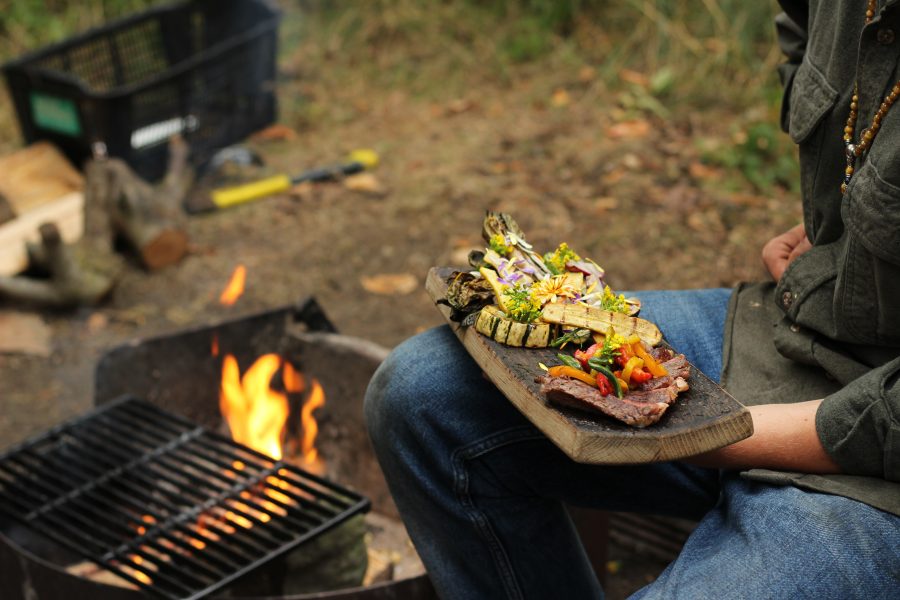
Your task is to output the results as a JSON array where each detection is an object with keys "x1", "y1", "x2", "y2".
[
  {"x1": 283, "y1": 362, "x2": 326, "y2": 474},
  {"x1": 218, "y1": 353, "x2": 327, "y2": 472},
  {"x1": 219, "y1": 354, "x2": 290, "y2": 460},
  {"x1": 219, "y1": 265, "x2": 247, "y2": 306}
]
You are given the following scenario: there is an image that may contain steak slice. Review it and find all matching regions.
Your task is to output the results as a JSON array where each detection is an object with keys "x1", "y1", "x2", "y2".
[
  {"x1": 538, "y1": 375, "x2": 671, "y2": 428},
  {"x1": 658, "y1": 354, "x2": 690, "y2": 379}
]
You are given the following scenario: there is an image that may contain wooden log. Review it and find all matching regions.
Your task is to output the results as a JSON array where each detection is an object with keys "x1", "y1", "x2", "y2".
[
  {"x1": 0, "y1": 143, "x2": 85, "y2": 276},
  {"x1": 91, "y1": 136, "x2": 192, "y2": 270},
  {"x1": 0, "y1": 223, "x2": 117, "y2": 307}
]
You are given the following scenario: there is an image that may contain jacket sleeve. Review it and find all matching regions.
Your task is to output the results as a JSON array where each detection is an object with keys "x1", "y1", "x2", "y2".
[
  {"x1": 817, "y1": 357, "x2": 900, "y2": 482},
  {"x1": 775, "y1": 3, "x2": 809, "y2": 133}
]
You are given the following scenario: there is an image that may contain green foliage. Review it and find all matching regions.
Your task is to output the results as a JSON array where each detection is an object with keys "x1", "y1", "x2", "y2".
[
  {"x1": 702, "y1": 120, "x2": 801, "y2": 194},
  {"x1": 0, "y1": 0, "x2": 159, "y2": 58}
]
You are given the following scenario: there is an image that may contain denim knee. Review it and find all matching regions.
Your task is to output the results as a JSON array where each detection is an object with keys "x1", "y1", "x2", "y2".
[{"x1": 364, "y1": 327, "x2": 458, "y2": 454}]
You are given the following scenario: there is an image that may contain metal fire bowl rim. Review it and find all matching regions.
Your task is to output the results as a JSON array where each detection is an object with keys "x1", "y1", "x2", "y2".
[{"x1": 1, "y1": 527, "x2": 434, "y2": 600}]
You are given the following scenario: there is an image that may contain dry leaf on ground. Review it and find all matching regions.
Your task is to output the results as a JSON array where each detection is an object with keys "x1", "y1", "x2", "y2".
[
  {"x1": 361, "y1": 273, "x2": 419, "y2": 295},
  {"x1": 619, "y1": 69, "x2": 649, "y2": 87},
  {"x1": 250, "y1": 124, "x2": 299, "y2": 142},
  {"x1": 606, "y1": 119, "x2": 651, "y2": 140},
  {"x1": 344, "y1": 173, "x2": 387, "y2": 196},
  {"x1": 551, "y1": 89, "x2": 571, "y2": 107}
]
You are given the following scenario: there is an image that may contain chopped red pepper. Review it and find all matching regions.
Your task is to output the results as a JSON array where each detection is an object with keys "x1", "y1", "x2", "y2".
[
  {"x1": 615, "y1": 344, "x2": 632, "y2": 368},
  {"x1": 574, "y1": 343, "x2": 602, "y2": 369},
  {"x1": 630, "y1": 367, "x2": 652, "y2": 384},
  {"x1": 595, "y1": 373, "x2": 613, "y2": 396}
]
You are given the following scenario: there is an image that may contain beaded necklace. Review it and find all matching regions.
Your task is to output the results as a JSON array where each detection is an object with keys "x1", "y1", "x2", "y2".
[{"x1": 842, "y1": 0, "x2": 900, "y2": 194}]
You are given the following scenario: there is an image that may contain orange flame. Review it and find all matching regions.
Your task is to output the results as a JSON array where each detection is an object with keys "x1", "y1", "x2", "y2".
[
  {"x1": 219, "y1": 354, "x2": 289, "y2": 460},
  {"x1": 219, "y1": 265, "x2": 247, "y2": 306},
  {"x1": 281, "y1": 362, "x2": 326, "y2": 473},
  {"x1": 300, "y1": 380, "x2": 326, "y2": 474}
]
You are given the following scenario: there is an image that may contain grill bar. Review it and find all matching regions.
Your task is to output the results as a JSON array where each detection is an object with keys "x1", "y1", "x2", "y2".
[{"x1": 0, "y1": 396, "x2": 370, "y2": 599}]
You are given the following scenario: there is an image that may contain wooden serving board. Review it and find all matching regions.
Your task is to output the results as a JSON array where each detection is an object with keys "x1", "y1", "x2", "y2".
[{"x1": 426, "y1": 267, "x2": 753, "y2": 464}]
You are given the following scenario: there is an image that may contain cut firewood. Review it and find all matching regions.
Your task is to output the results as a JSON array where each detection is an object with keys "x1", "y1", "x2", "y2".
[
  {"x1": 0, "y1": 223, "x2": 118, "y2": 307},
  {"x1": 92, "y1": 136, "x2": 193, "y2": 270}
]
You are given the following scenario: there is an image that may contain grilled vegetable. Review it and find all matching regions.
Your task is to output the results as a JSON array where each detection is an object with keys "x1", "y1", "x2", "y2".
[
  {"x1": 479, "y1": 267, "x2": 512, "y2": 312},
  {"x1": 547, "y1": 365, "x2": 598, "y2": 387},
  {"x1": 474, "y1": 305, "x2": 553, "y2": 347},
  {"x1": 541, "y1": 303, "x2": 663, "y2": 346}
]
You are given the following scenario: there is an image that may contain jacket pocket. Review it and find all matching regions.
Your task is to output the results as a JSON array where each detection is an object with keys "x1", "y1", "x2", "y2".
[
  {"x1": 788, "y1": 59, "x2": 839, "y2": 234},
  {"x1": 787, "y1": 59, "x2": 839, "y2": 144},
  {"x1": 837, "y1": 169, "x2": 900, "y2": 344}
]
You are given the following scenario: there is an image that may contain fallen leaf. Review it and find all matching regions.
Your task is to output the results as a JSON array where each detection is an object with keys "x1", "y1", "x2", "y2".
[
  {"x1": 0, "y1": 311, "x2": 51, "y2": 357},
  {"x1": 606, "y1": 120, "x2": 651, "y2": 140},
  {"x1": 578, "y1": 65, "x2": 597, "y2": 83},
  {"x1": 551, "y1": 88, "x2": 571, "y2": 107},
  {"x1": 688, "y1": 161, "x2": 720, "y2": 180},
  {"x1": 361, "y1": 273, "x2": 418, "y2": 296},
  {"x1": 619, "y1": 69, "x2": 649, "y2": 87},
  {"x1": 446, "y1": 98, "x2": 475, "y2": 115},
  {"x1": 622, "y1": 153, "x2": 642, "y2": 170},
  {"x1": 344, "y1": 173, "x2": 386, "y2": 196},
  {"x1": 250, "y1": 124, "x2": 298, "y2": 142},
  {"x1": 593, "y1": 197, "x2": 620, "y2": 211}
]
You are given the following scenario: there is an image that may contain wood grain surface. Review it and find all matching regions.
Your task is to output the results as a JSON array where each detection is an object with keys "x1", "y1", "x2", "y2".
[{"x1": 426, "y1": 267, "x2": 753, "y2": 464}]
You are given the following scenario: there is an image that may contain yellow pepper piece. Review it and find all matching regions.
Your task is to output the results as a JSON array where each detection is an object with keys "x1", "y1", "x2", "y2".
[
  {"x1": 621, "y1": 356, "x2": 644, "y2": 383},
  {"x1": 615, "y1": 377, "x2": 629, "y2": 393},
  {"x1": 632, "y1": 342, "x2": 668, "y2": 377},
  {"x1": 548, "y1": 365, "x2": 597, "y2": 388}
]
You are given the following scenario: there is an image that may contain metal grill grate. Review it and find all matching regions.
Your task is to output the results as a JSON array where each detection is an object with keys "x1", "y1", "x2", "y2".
[{"x1": 0, "y1": 396, "x2": 370, "y2": 599}]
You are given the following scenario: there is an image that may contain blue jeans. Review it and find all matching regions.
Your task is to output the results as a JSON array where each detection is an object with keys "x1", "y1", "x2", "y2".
[{"x1": 364, "y1": 290, "x2": 900, "y2": 599}]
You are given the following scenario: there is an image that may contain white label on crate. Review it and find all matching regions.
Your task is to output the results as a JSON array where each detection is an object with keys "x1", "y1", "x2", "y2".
[{"x1": 130, "y1": 115, "x2": 199, "y2": 150}]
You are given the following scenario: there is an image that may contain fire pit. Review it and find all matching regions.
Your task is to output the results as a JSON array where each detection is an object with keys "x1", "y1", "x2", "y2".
[{"x1": 0, "y1": 299, "x2": 436, "y2": 599}]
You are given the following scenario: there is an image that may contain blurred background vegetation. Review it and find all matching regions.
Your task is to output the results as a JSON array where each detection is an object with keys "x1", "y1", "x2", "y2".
[{"x1": 0, "y1": 0, "x2": 796, "y2": 193}]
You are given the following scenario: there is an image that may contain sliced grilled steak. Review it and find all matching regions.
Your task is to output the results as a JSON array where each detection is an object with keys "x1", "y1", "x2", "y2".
[
  {"x1": 651, "y1": 347, "x2": 675, "y2": 362},
  {"x1": 659, "y1": 354, "x2": 690, "y2": 379},
  {"x1": 633, "y1": 353, "x2": 691, "y2": 392},
  {"x1": 537, "y1": 375, "x2": 670, "y2": 428}
]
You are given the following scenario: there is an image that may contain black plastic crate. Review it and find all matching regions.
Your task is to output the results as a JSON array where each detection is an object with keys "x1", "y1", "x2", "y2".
[{"x1": 2, "y1": 0, "x2": 281, "y2": 181}]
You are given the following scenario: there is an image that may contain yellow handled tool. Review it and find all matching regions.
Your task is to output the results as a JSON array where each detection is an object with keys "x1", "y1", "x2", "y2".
[{"x1": 187, "y1": 149, "x2": 379, "y2": 214}]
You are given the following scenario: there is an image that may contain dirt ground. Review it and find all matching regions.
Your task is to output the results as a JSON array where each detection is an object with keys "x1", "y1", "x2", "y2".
[{"x1": 0, "y1": 6, "x2": 801, "y2": 598}]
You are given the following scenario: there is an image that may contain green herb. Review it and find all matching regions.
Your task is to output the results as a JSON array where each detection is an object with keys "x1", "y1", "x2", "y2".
[
  {"x1": 589, "y1": 333, "x2": 624, "y2": 368},
  {"x1": 543, "y1": 243, "x2": 580, "y2": 275},
  {"x1": 599, "y1": 285, "x2": 629, "y2": 314},
  {"x1": 504, "y1": 284, "x2": 542, "y2": 323},
  {"x1": 489, "y1": 234, "x2": 513, "y2": 257}
]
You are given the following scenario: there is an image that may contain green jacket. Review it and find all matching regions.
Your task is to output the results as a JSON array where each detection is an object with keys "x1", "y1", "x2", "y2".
[{"x1": 722, "y1": 1, "x2": 900, "y2": 515}]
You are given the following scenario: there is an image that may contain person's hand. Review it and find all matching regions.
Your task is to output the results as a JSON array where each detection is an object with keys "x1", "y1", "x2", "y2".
[{"x1": 761, "y1": 223, "x2": 812, "y2": 282}]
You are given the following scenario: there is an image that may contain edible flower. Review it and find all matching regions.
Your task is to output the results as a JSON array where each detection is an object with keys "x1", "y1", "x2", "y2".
[
  {"x1": 543, "y1": 243, "x2": 581, "y2": 275},
  {"x1": 489, "y1": 234, "x2": 513, "y2": 257},
  {"x1": 530, "y1": 275, "x2": 579, "y2": 306},
  {"x1": 599, "y1": 285, "x2": 629, "y2": 314},
  {"x1": 503, "y1": 283, "x2": 543, "y2": 323}
]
